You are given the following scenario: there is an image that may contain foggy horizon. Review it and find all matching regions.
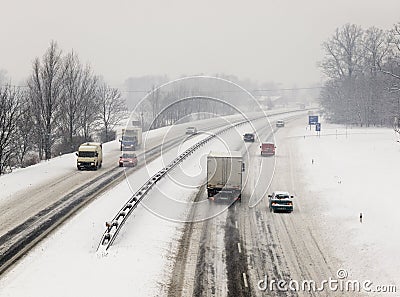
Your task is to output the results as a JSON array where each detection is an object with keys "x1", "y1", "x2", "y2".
[{"x1": 1, "y1": 0, "x2": 400, "y2": 88}]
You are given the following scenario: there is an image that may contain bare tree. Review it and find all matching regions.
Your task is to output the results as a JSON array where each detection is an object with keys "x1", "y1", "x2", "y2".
[
  {"x1": 59, "y1": 52, "x2": 98, "y2": 151},
  {"x1": 320, "y1": 24, "x2": 387, "y2": 126},
  {"x1": 361, "y1": 27, "x2": 392, "y2": 126},
  {"x1": 321, "y1": 23, "x2": 364, "y2": 80},
  {"x1": 28, "y1": 41, "x2": 65, "y2": 160},
  {"x1": 79, "y1": 70, "x2": 98, "y2": 141},
  {"x1": 0, "y1": 85, "x2": 23, "y2": 174},
  {"x1": 60, "y1": 51, "x2": 81, "y2": 148},
  {"x1": 380, "y1": 22, "x2": 400, "y2": 82},
  {"x1": 14, "y1": 94, "x2": 35, "y2": 167},
  {"x1": 149, "y1": 85, "x2": 161, "y2": 128},
  {"x1": 97, "y1": 82, "x2": 127, "y2": 142}
]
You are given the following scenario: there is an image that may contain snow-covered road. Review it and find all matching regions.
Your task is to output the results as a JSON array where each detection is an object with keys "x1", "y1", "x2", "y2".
[{"x1": 3, "y1": 111, "x2": 397, "y2": 297}]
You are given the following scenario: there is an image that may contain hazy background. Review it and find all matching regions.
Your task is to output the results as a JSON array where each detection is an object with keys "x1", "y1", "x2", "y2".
[{"x1": 1, "y1": 0, "x2": 400, "y2": 87}]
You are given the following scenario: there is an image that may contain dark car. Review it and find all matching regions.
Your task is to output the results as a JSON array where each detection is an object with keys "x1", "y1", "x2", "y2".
[
  {"x1": 119, "y1": 152, "x2": 138, "y2": 167},
  {"x1": 268, "y1": 191, "x2": 294, "y2": 213},
  {"x1": 243, "y1": 133, "x2": 255, "y2": 142}
]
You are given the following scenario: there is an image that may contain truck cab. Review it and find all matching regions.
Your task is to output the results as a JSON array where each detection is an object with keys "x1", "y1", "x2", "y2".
[
  {"x1": 76, "y1": 142, "x2": 103, "y2": 170},
  {"x1": 120, "y1": 127, "x2": 142, "y2": 151},
  {"x1": 260, "y1": 142, "x2": 276, "y2": 156}
]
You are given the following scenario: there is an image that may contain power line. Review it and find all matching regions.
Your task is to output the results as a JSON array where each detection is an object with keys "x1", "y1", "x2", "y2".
[{"x1": 120, "y1": 86, "x2": 323, "y2": 93}]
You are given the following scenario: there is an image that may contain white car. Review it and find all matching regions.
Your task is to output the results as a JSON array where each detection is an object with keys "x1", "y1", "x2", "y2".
[
  {"x1": 186, "y1": 127, "x2": 197, "y2": 135},
  {"x1": 268, "y1": 191, "x2": 294, "y2": 212}
]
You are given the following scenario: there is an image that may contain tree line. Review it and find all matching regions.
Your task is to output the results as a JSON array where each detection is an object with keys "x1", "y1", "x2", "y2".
[
  {"x1": 134, "y1": 74, "x2": 271, "y2": 131},
  {"x1": 0, "y1": 41, "x2": 126, "y2": 173},
  {"x1": 320, "y1": 22, "x2": 400, "y2": 127}
]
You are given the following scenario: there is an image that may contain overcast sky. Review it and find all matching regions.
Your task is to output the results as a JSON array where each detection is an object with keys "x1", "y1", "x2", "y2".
[{"x1": 1, "y1": 0, "x2": 399, "y2": 87}]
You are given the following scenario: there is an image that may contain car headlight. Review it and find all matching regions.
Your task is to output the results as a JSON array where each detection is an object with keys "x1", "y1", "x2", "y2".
[
  {"x1": 77, "y1": 162, "x2": 81, "y2": 165},
  {"x1": 91, "y1": 163, "x2": 95, "y2": 165}
]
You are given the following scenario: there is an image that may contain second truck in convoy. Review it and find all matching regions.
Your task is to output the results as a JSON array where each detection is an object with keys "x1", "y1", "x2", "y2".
[
  {"x1": 207, "y1": 151, "x2": 245, "y2": 202},
  {"x1": 120, "y1": 127, "x2": 142, "y2": 151}
]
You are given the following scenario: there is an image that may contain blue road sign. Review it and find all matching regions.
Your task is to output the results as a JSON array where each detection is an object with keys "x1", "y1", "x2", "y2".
[
  {"x1": 309, "y1": 115, "x2": 318, "y2": 125},
  {"x1": 315, "y1": 122, "x2": 321, "y2": 131}
]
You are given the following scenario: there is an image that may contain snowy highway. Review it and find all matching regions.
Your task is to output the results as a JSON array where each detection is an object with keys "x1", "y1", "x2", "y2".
[
  {"x1": 166, "y1": 117, "x2": 344, "y2": 297},
  {"x1": 0, "y1": 112, "x2": 263, "y2": 274},
  {"x1": 2, "y1": 2, "x2": 400, "y2": 296},
  {"x1": 0, "y1": 110, "x2": 399, "y2": 297}
]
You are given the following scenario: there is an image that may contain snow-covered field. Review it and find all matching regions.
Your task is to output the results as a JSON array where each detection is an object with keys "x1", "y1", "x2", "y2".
[{"x1": 292, "y1": 121, "x2": 400, "y2": 292}]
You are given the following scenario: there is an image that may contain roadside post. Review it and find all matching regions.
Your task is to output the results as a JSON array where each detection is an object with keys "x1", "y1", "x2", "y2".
[{"x1": 315, "y1": 122, "x2": 321, "y2": 137}]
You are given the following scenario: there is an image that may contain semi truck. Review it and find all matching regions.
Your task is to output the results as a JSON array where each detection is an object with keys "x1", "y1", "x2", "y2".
[
  {"x1": 120, "y1": 127, "x2": 142, "y2": 151},
  {"x1": 207, "y1": 151, "x2": 244, "y2": 202},
  {"x1": 76, "y1": 142, "x2": 103, "y2": 170}
]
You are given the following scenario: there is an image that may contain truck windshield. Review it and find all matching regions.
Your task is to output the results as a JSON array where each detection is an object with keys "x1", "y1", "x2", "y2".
[
  {"x1": 122, "y1": 136, "x2": 137, "y2": 142},
  {"x1": 79, "y1": 151, "x2": 96, "y2": 158}
]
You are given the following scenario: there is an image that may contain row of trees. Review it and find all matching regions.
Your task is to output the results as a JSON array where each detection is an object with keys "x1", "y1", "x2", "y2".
[
  {"x1": 320, "y1": 23, "x2": 400, "y2": 127},
  {"x1": 130, "y1": 74, "x2": 271, "y2": 131},
  {"x1": 0, "y1": 41, "x2": 127, "y2": 173},
  {"x1": 144, "y1": 83, "x2": 237, "y2": 130}
]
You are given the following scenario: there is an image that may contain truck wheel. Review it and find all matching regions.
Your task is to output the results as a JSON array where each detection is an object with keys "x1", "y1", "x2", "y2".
[{"x1": 99, "y1": 162, "x2": 102, "y2": 168}]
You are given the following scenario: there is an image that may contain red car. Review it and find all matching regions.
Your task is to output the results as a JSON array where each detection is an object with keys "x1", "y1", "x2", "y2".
[
  {"x1": 260, "y1": 142, "x2": 276, "y2": 156},
  {"x1": 119, "y1": 152, "x2": 138, "y2": 167}
]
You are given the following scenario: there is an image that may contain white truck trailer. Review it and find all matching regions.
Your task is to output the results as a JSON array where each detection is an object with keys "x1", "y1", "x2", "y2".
[{"x1": 206, "y1": 151, "x2": 244, "y2": 202}]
